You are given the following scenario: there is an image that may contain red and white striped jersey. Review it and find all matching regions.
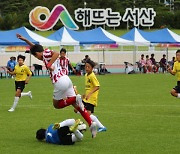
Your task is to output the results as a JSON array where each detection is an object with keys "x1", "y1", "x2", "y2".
[
  {"x1": 43, "y1": 48, "x2": 65, "y2": 83},
  {"x1": 59, "y1": 57, "x2": 70, "y2": 75}
]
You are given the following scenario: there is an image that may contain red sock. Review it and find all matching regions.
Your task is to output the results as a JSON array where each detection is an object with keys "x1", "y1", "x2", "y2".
[
  {"x1": 76, "y1": 107, "x2": 92, "y2": 126},
  {"x1": 58, "y1": 97, "x2": 76, "y2": 108}
]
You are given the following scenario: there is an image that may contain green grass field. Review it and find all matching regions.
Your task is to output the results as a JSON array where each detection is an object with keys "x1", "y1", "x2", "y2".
[{"x1": 1, "y1": 74, "x2": 180, "y2": 154}]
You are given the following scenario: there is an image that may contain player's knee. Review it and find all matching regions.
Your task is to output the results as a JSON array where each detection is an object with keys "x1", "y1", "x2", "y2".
[
  {"x1": 53, "y1": 99, "x2": 65, "y2": 109},
  {"x1": 170, "y1": 89, "x2": 176, "y2": 96},
  {"x1": 53, "y1": 103, "x2": 59, "y2": 109},
  {"x1": 53, "y1": 100, "x2": 60, "y2": 109}
]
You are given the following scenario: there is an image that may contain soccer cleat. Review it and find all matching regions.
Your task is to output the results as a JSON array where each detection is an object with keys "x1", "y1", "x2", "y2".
[
  {"x1": 98, "y1": 127, "x2": 107, "y2": 132},
  {"x1": 28, "y1": 91, "x2": 32, "y2": 100},
  {"x1": 90, "y1": 122, "x2": 97, "y2": 138},
  {"x1": 53, "y1": 123, "x2": 60, "y2": 130},
  {"x1": 8, "y1": 108, "x2": 15, "y2": 112},
  {"x1": 76, "y1": 94, "x2": 84, "y2": 111},
  {"x1": 70, "y1": 119, "x2": 81, "y2": 132}
]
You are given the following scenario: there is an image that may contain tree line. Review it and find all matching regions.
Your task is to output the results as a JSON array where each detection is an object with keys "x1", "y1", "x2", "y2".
[{"x1": 0, "y1": 0, "x2": 180, "y2": 30}]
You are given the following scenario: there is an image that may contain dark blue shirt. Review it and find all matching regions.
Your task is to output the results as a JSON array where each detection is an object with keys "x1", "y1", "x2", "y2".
[
  {"x1": 7, "y1": 60, "x2": 16, "y2": 70},
  {"x1": 45, "y1": 124, "x2": 61, "y2": 144}
]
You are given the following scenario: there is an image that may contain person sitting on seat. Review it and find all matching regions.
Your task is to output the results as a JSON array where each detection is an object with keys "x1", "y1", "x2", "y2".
[
  {"x1": 82, "y1": 55, "x2": 90, "y2": 63},
  {"x1": 168, "y1": 57, "x2": 176, "y2": 69},
  {"x1": 146, "y1": 55, "x2": 152, "y2": 73},
  {"x1": 139, "y1": 54, "x2": 147, "y2": 73},
  {"x1": 99, "y1": 63, "x2": 110, "y2": 74},
  {"x1": 150, "y1": 54, "x2": 159, "y2": 73}
]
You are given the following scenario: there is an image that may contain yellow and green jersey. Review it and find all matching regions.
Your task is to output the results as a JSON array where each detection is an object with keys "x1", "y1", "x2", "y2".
[
  {"x1": 172, "y1": 61, "x2": 180, "y2": 81},
  {"x1": 83, "y1": 72, "x2": 100, "y2": 106},
  {"x1": 14, "y1": 64, "x2": 32, "y2": 81}
]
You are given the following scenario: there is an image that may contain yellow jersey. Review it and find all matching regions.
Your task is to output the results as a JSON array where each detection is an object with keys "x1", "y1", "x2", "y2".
[
  {"x1": 83, "y1": 72, "x2": 100, "y2": 107},
  {"x1": 172, "y1": 61, "x2": 180, "y2": 81},
  {"x1": 14, "y1": 64, "x2": 32, "y2": 81}
]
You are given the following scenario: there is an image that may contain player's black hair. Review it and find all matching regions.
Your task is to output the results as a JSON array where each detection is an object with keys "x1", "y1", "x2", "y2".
[
  {"x1": 176, "y1": 49, "x2": 180, "y2": 54},
  {"x1": 17, "y1": 55, "x2": 26, "y2": 61},
  {"x1": 36, "y1": 129, "x2": 46, "y2": 140},
  {"x1": 146, "y1": 55, "x2": 149, "y2": 58},
  {"x1": 60, "y1": 48, "x2": 66, "y2": 53},
  {"x1": 86, "y1": 59, "x2": 96, "y2": 68},
  {"x1": 30, "y1": 44, "x2": 44, "y2": 56}
]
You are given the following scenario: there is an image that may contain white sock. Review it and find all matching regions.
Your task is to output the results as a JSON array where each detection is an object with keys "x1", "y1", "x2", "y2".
[
  {"x1": 72, "y1": 130, "x2": 83, "y2": 142},
  {"x1": 59, "y1": 119, "x2": 75, "y2": 127},
  {"x1": 21, "y1": 92, "x2": 30, "y2": 97},
  {"x1": 71, "y1": 134, "x2": 78, "y2": 142},
  {"x1": 90, "y1": 114, "x2": 104, "y2": 128},
  {"x1": 177, "y1": 93, "x2": 180, "y2": 98},
  {"x1": 11, "y1": 97, "x2": 19, "y2": 109}
]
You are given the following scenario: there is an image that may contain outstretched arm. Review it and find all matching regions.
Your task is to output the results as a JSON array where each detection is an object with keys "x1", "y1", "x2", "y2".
[
  {"x1": 16, "y1": 34, "x2": 34, "y2": 48},
  {"x1": 167, "y1": 66, "x2": 175, "y2": 75}
]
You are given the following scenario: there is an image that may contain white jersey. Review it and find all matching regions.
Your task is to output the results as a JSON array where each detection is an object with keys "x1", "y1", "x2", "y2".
[
  {"x1": 43, "y1": 49, "x2": 65, "y2": 83},
  {"x1": 59, "y1": 57, "x2": 70, "y2": 75}
]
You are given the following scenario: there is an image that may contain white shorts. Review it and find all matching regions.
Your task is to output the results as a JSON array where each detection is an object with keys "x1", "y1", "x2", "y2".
[{"x1": 53, "y1": 75, "x2": 76, "y2": 100}]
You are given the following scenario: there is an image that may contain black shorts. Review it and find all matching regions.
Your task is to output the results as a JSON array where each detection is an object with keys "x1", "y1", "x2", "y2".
[
  {"x1": 83, "y1": 101, "x2": 95, "y2": 113},
  {"x1": 57, "y1": 126, "x2": 74, "y2": 145},
  {"x1": 15, "y1": 81, "x2": 25, "y2": 92},
  {"x1": 173, "y1": 81, "x2": 180, "y2": 93}
]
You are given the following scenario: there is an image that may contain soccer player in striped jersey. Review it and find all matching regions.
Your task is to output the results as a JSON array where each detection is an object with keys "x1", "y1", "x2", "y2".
[
  {"x1": 7, "y1": 55, "x2": 32, "y2": 112},
  {"x1": 59, "y1": 48, "x2": 76, "y2": 75},
  {"x1": 16, "y1": 34, "x2": 97, "y2": 138}
]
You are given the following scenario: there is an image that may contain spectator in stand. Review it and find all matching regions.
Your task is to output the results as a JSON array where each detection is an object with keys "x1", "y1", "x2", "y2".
[
  {"x1": 150, "y1": 54, "x2": 159, "y2": 73},
  {"x1": 139, "y1": 54, "x2": 147, "y2": 73},
  {"x1": 159, "y1": 54, "x2": 167, "y2": 73},
  {"x1": 146, "y1": 55, "x2": 152, "y2": 73},
  {"x1": 78, "y1": 55, "x2": 91, "y2": 75},
  {"x1": 168, "y1": 57, "x2": 176, "y2": 69},
  {"x1": 82, "y1": 55, "x2": 90, "y2": 63}
]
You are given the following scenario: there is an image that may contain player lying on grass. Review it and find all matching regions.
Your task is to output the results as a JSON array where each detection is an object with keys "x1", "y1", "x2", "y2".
[
  {"x1": 36, "y1": 119, "x2": 85, "y2": 145},
  {"x1": 7, "y1": 55, "x2": 32, "y2": 112},
  {"x1": 168, "y1": 49, "x2": 180, "y2": 98},
  {"x1": 16, "y1": 34, "x2": 97, "y2": 138},
  {"x1": 75, "y1": 59, "x2": 107, "y2": 132}
]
